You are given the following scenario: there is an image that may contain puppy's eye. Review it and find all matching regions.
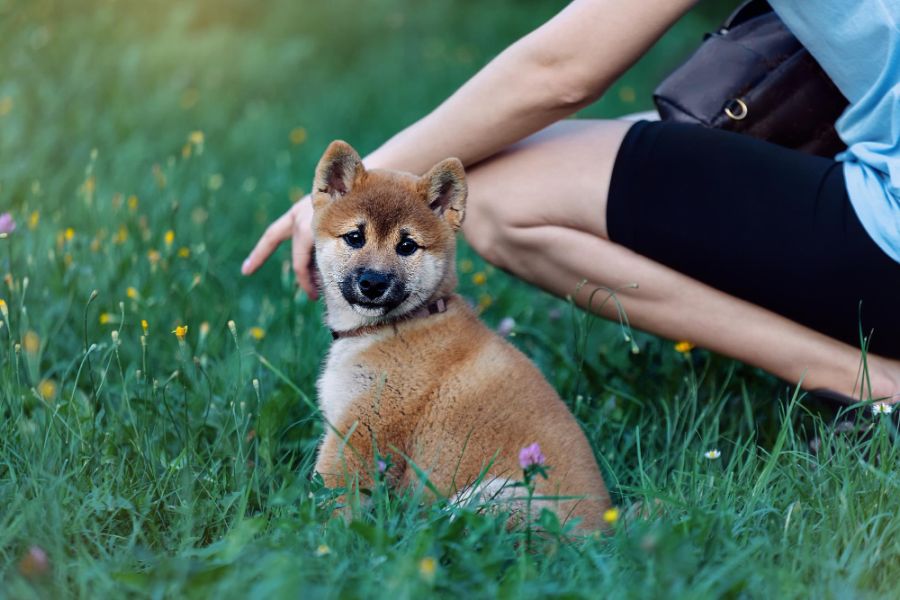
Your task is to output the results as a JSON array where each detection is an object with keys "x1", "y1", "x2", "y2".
[
  {"x1": 342, "y1": 230, "x2": 365, "y2": 249},
  {"x1": 396, "y1": 238, "x2": 419, "y2": 256}
]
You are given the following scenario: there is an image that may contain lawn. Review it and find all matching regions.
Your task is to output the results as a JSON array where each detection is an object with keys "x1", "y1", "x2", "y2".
[{"x1": 2, "y1": 0, "x2": 900, "y2": 597}]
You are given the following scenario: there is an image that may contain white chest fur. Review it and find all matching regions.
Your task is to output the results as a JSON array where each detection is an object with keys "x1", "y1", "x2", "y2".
[{"x1": 316, "y1": 336, "x2": 377, "y2": 426}]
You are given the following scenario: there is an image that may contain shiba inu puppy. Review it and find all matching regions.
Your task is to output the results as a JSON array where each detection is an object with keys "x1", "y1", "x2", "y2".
[{"x1": 311, "y1": 140, "x2": 610, "y2": 530}]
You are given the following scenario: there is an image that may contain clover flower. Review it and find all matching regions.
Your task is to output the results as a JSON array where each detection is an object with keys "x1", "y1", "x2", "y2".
[
  {"x1": 518, "y1": 442, "x2": 546, "y2": 469},
  {"x1": 18, "y1": 545, "x2": 49, "y2": 580},
  {"x1": 0, "y1": 212, "x2": 16, "y2": 234},
  {"x1": 497, "y1": 316, "x2": 516, "y2": 337}
]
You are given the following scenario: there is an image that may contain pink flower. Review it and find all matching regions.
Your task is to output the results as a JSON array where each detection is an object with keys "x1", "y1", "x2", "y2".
[
  {"x1": 518, "y1": 442, "x2": 545, "y2": 469},
  {"x1": 497, "y1": 317, "x2": 516, "y2": 337},
  {"x1": 0, "y1": 212, "x2": 16, "y2": 234},
  {"x1": 18, "y1": 545, "x2": 50, "y2": 579}
]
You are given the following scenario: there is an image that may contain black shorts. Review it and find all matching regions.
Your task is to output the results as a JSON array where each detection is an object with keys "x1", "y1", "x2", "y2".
[{"x1": 607, "y1": 120, "x2": 900, "y2": 358}]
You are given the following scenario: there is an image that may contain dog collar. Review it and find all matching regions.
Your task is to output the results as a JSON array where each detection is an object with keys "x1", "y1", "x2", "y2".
[{"x1": 330, "y1": 297, "x2": 450, "y2": 341}]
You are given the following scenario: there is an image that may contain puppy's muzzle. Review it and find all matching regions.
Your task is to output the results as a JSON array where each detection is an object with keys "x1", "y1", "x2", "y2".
[
  {"x1": 340, "y1": 268, "x2": 407, "y2": 311},
  {"x1": 357, "y1": 269, "x2": 392, "y2": 301}
]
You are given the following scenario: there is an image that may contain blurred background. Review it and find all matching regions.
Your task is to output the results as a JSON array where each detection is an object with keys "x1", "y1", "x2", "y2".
[{"x1": 0, "y1": 0, "x2": 737, "y2": 354}]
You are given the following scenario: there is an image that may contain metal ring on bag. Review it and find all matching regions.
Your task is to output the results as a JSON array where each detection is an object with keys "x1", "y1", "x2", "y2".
[{"x1": 724, "y1": 98, "x2": 748, "y2": 121}]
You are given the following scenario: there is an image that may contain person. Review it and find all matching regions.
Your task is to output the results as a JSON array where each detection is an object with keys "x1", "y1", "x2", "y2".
[{"x1": 242, "y1": 0, "x2": 900, "y2": 403}]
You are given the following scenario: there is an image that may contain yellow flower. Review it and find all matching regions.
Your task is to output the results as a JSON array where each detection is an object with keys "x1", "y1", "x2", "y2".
[
  {"x1": 603, "y1": 507, "x2": 620, "y2": 524},
  {"x1": 189, "y1": 130, "x2": 205, "y2": 146},
  {"x1": 674, "y1": 341, "x2": 695, "y2": 354},
  {"x1": 172, "y1": 324, "x2": 188, "y2": 341},
  {"x1": 164, "y1": 230, "x2": 175, "y2": 247},
  {"x1": 28, "y1": 211, "x2": 39, "y2": 230},
  {"x1": 208, "y1": 173, "x2": 224, "y2": 191},
  {"x1": 38, "y1": 379, "x2": 57, "y2": 401},
  {"x1": 90, "y1": 237, "x2": 101, "y2": 252},
  {"x1": 315, "y1": 544, "x2": 331, "y2": 557},
  {"x1": 0, "y1": 298, "x2": 8, "y2": 320},
  {"x1": 180, "y1": 88, "x2": 199, "y2": 109},
  {"x1": 177, "y1": 246, "x2": 191, "y2": 258},
  {"x1": 127, "y1": 195, "x2": 139, "y2": 211},
  {"x1": 141, "y1": 319, "x2": 149, "y2": 333},
  {"x1": 64, "y1": 227, "x2": 75, "y2": 242},
  {"x1": 289, "y1": 127, "x2": 308, "y2": 145},
  {"x1": 249, "y1": 326, "x2": 265, "y2": 341},
  {"x1": 126, "y1": 287, "x2": 139, "y2": 300},
  {"x1": 477, "y1": 294, "x2": 492, "y2": 310},
  {"x1": 99, "y1": 312, "x2": 113, "y2": 325},
  {"x1": 618, "y1": 85, "x2": 637, "y2": 104},
  {"x1": 23, "y1": 330, "x2": 40, "y2": 354},
  {"x1": 472, "y1": 272, "x2": 487, "y2": 286},
  {"x1": 153, "y1": 164, "x2": 167, "y2": 189},
  {"x1": 418, "y1": 557, "x2": 437, "y2": 580},
  {"x1": 181, "y1": 143, "x2": 192, "y2": 159},
  {"x1": 459, "y1": 258, "x2": 474, "y2": 274},
  {"x1": 114, "y1": 224, "x2": 128, "y2": 244},
  {"x1": 147, "y1": 249, "x2": 161, "y2": 264}
]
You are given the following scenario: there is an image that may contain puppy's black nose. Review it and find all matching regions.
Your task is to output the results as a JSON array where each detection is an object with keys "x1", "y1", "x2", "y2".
[{"x1": 357, "y1": 270, "x2": 392, "y2": 300}]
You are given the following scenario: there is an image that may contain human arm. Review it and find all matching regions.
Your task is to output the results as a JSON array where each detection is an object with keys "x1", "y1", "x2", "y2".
[{"x1": 242, "y1": 0, "x2": 699, "y2": 295}]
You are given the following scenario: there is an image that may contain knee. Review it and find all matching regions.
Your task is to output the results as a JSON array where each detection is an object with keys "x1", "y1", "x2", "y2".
[{"x1": 462, "y1": 177, "x2": 526, "y2": 272}]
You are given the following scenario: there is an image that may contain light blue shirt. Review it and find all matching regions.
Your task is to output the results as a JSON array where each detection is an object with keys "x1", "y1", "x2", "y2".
[{"x1": 771, "y1": 0, "x2": 900, "y2": 263}]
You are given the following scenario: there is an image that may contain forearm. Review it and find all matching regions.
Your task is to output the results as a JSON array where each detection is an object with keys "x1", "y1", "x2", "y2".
[{"x1": 364, "y1": 0, "x2": 697, "y2": 174}]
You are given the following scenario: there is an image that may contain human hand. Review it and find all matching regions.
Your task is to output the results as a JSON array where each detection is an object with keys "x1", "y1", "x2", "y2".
[{"x1": 241, "y1": 195, "x2": 319, "y2": 299}]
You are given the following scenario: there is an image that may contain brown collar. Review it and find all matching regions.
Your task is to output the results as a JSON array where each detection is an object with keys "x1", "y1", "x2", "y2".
[{"x1": 330, "y1": 297, "x2": 450, "y2": 340}]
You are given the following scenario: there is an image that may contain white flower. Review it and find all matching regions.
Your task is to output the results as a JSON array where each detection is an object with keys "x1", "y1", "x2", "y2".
[
  {"x1": 872, "y1": 402, "x2": 894, "y2": 415},
  {"x1": 703, "y1": 449, "x2": 721, "y2": 460}
]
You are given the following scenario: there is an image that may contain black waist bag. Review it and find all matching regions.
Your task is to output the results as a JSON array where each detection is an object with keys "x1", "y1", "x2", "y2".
[{"x1": 653, "y1": 0, "x2": 849, "y2": 158}]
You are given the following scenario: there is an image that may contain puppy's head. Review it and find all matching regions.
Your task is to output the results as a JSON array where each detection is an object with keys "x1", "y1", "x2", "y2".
[{"x1": 311, "y1": 140, "x2": 467, "y2": 330}]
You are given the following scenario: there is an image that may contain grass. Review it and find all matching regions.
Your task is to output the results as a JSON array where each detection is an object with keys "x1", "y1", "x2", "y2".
[{"x1": 2, "y1": 0, "x2": 900, "y2": 597}]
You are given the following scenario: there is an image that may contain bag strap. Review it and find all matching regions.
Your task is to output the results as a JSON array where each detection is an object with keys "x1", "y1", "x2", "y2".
[{"x1": 721, "y1": 0, "x2": 772, "y2": 30}]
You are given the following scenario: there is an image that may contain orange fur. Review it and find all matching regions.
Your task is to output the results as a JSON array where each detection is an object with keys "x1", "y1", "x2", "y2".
[{"x1": 311, "y1": 141, "x2": 610, "y2": 530}]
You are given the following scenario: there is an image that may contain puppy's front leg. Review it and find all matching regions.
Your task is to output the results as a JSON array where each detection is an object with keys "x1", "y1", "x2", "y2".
[{"x1": 314, "y1": 426, "x2": 376, "y2": 518}]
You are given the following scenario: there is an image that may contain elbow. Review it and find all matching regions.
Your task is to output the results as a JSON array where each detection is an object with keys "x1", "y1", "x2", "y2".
[{"x1": 551, "y1": 78, "x2": 600, "y2": 111}]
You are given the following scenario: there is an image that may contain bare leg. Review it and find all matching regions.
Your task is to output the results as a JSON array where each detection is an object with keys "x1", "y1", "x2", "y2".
[{"x1": 462, "y1": 120, "x2": 900, "y2": 401}]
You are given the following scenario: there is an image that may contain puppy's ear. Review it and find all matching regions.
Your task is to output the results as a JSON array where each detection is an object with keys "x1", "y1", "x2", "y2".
[
  {"x1": 421, "y1": 157, "x2": 467, "y2": 230},
  {"x1": 312, "y1": 140, "x2": 364, "y2": 210}
]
